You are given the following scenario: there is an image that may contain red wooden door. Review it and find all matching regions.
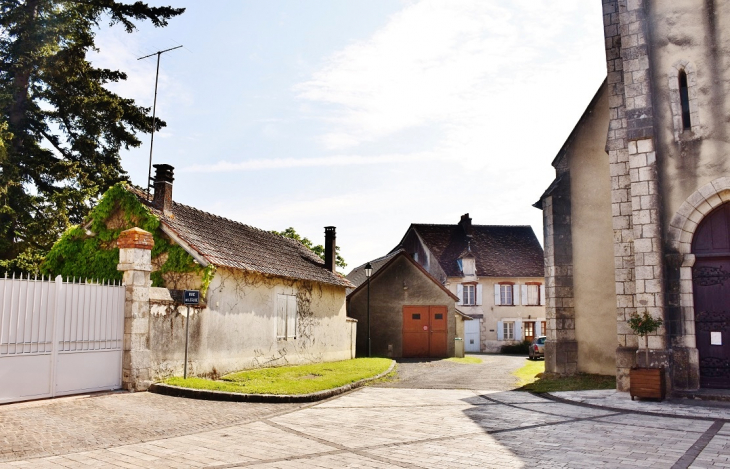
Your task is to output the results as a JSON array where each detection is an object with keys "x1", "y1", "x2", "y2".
[
  {"x1": 403, "y1": 306, "x2": 430, "y2": 357},
  {"x1": 402, "y1": 306, "x2": 449, "y2": 358},
  {"x1": 692, "y1": 203, "x2": 730, "y2": 389},
  {"x1": 429, "y1": 306, "x2": 448, "y2": 358}
]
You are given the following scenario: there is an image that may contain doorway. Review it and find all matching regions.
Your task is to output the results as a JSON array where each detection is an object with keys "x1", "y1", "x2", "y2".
[
  {"x1": 402, "y1": 306, "x2": 448, "y2": 358},
  {"x1": 692, "y1": 203, "x2": 730, "y2": 389}
]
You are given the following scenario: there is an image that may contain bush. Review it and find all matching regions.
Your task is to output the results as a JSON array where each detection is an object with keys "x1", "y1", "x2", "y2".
[{"x1": 500, "y1": 339, "x2": 531, "y2": 355}]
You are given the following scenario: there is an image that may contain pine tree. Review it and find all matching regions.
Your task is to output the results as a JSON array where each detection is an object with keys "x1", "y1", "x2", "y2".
[{"x1": 0, "y1": 0, "x2": 184, "y2": 271}]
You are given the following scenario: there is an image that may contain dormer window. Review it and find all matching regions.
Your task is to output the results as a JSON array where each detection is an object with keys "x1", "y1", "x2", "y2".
[{"x1": 462, "y1": 258, "x2": 476, "y2": 276}]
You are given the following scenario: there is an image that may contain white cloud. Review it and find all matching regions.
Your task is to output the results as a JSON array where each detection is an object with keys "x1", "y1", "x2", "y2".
[
  {"x1": 181, "y1": 152, "x2": 440, "y2": 172},
  {"x1": 295, "y1": 0, "x2": 605, "y2": 163}
]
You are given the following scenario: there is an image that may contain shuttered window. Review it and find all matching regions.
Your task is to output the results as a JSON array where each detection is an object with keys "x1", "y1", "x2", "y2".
[
  {"x1": 503, "y1": 321, "x2": 514, "y2": 340},
  {"x1": 276, "y1": 294, "x2": 297, "y2": 340},
  {"x1": 463, "y1": 284, "x2": 475, "y2": 305},
  {"x1": 500, "y1": 285, "x2": 513, "y2": 306}
]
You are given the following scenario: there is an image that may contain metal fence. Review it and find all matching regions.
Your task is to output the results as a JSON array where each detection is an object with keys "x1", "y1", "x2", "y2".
[{"x1": 0, "y1": 275, "x2": 125, "y2": 404}]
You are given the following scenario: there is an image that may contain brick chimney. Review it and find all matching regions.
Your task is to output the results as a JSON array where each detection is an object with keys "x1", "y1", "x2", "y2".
[
  {"x1": 324, "y1": 226, "x2": 336, "y2": 273},
  {"x1": 458, "y1": 213, "x2": 473, "y2": 238},
  {"x1": 152, "y1": 164, "x2": 174, "y2": 213}
]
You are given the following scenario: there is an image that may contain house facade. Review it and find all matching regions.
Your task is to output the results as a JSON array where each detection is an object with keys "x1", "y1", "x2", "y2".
[
  {"x1": 42, "y1": 164, "x2": 356, "y2": 379},
  {"x1": 536, "y1": 0, "x2": 730, "y2": 393},
  {"x1": 395, "y1": 214, "x2": 546, "y2": 352},
  {"x1": 345, "y1": 250, "x2": 467, "y2": 359}
]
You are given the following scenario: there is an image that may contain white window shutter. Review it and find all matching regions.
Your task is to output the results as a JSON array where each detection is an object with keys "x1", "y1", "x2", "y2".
[
  {"x1": 514, "y1": 320, "x2": 523, "y2": 341},
  {"x1": 276, "y1": 294, "x2": 286, "y2": 338},
  {"x1": 522, "y1": 285, "x2": 530, "y2": 305},
  {"x1": 456, "y1": 284, "x2": 464, "y2": 306},
  {"x1": 476, "y1": 284, "x2": 483, "y2": 305},
  {"x1": 513, "y1": 285, "x2": 520, "y2": 305},
  {"x1": 497, "y1": 321, "x2": 504, "y2": 340},
  {"x1": 540, "y1": 284, "x2": 546, "y2": 306},
  {"x1": 535, "y1": 321, "x2": 541, "y2": 336},
  {"x1": 494, "y1": 284, "x2": 501, "y2": 306},
  {"x1": 287, "y1": 295, "x2": 297, "y2": 339}
]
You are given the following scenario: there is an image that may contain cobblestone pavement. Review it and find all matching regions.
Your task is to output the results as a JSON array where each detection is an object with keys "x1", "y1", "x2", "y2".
[{"x1": 2, "y1": 358, "x2": 730, "y2": 468}]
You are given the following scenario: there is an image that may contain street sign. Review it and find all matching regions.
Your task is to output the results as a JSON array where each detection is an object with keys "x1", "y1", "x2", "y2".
[{"x1": 184, "y1": 290, "x2": 200, "y2": 305}]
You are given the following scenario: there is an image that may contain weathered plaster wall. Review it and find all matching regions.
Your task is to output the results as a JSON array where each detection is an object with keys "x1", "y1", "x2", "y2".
[
  {"x1": 148, "y1": 268, "x2": 353, "y2": 379},
  {"x1": 347, "y1": 255, "x2": 456, "y2": 358},
  {"x1": 448, "y1": 276, "x2": 546, "y2": 353},
  {"x1": 566, "y1": 84, "x2": 617, "y2": 375}
]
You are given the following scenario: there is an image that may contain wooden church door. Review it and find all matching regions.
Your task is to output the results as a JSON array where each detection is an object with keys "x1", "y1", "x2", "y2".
[{"x1": 692, "y1": 203, "x2": 730, "y2": 389}]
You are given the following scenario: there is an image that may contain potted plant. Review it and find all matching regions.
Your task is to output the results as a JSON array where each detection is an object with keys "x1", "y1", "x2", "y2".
[{"x1": 627, "y1": 310, "x2": 665, "y2": 401}]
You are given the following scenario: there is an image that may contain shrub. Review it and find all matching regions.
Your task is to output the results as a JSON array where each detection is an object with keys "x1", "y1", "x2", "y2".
[{"x1": 501, "y1": 339, "x2": 531, "y2": 355}]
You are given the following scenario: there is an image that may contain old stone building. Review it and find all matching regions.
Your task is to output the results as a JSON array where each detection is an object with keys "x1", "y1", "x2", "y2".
[{"x1": 537, "y1": 0, "x2": 730, "y2": 393}]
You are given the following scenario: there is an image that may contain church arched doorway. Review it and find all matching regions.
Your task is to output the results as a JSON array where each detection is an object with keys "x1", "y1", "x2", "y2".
[{"x1": 692, "y1": 202, "x2": 730, "y2": 388}]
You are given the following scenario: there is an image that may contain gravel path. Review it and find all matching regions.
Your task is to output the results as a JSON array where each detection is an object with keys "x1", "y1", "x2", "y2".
[{"x1": 375, "y1": 353, "x2": 529, "y2": 391}]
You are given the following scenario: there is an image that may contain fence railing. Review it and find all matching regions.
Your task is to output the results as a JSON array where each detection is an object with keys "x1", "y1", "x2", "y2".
[{"x1": 0, "y1": 275, "x2": 125, "y2": 357}]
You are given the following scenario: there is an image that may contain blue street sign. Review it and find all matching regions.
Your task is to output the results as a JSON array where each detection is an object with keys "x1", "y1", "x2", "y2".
[{"x1": 184, "y1": 290, "x2": 200, "y2": 305}]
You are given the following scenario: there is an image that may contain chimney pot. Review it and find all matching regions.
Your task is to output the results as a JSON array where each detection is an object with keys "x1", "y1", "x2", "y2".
[
  {"x1": 324, "y1": 226, "x2": 336, "y2": 273},
  {"x1": 152, "y1": 164, "x2": 174, "y2": 213}
]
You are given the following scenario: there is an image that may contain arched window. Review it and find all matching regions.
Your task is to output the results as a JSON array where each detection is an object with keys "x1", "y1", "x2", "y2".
[{"x1": 679, "y1": 69, "x2": 691, "y2": 130}]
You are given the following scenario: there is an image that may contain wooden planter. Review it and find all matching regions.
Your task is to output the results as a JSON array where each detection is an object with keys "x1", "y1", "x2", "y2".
[{"x1": 629, "y1": 366, "x2": 665, "y2": 401}]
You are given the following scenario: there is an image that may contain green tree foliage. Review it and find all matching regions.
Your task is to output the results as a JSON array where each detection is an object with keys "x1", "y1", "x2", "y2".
[
  {"x1": 0, "y1": 0, "x2": 184, "y2": 272},
  {"x1": 272, "y1": 227, "x2": 347, "y2": 270}
]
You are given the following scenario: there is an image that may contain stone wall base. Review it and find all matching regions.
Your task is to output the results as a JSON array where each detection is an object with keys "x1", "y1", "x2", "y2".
[
  {"x1": 670, "y1": 346, "x2": 700, "y2": 392},
  {"x1": 545, "y1": 340, "x2": 578, "y2": 375},
  {"x1": 616, "y1": 346, "x2": 637, "y2": 391}
]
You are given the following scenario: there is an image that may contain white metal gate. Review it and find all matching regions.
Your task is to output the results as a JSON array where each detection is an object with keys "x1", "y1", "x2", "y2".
[
  {"x1": 464, "y1": 318, "x2": 481, "y2": 352},
  {"x1": 0, "y1": 275, "x2": 125, "y2": 404}
]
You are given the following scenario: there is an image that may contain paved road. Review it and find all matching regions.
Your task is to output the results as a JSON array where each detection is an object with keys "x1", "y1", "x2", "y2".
[
  {"x1": 376, "y1": 354, "x2": 527, "y2": 390},
  {"x1": 1, "y1": 356, "x2": 729, "y2": 468}
]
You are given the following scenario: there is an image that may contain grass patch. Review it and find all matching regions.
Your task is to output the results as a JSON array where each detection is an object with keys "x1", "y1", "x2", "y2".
[
  {"x1": 512, "y1": 359, "x2": 616, "y2": 393},
  {"x1": 445, "y1": 356, "x2": 482, "y2": 364},
  {"x1": 165, "y1": 358, "x2": 392, "y2": 395}
]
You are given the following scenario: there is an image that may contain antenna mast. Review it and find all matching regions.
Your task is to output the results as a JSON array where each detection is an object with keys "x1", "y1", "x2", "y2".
[{"x1": 138, "y1": 45, "x2": 183, "y2": 199}]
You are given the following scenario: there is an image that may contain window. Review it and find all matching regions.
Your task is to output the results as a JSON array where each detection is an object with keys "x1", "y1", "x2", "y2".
[
  {"x1": 500, "y1": 284, "x2": 513, "y2": 306},
  {"x1": 276, "y1": 294, "x2": 297, "y2": 340},
  {"x1": 541, "y1": 321, "x2": 547, "y2": 336},
  {"x1": 463, "y1": 284, "x2": 475, "y2": 305},
  {"x1": 503, "y1": 321, "x2": 514, "y2": 340},
  {"x1": 679, "y1": 70, "x2": 691, "y2": 130},
  {"x1": 526, "y1": 284, "x2": 540, "y2": 306}
]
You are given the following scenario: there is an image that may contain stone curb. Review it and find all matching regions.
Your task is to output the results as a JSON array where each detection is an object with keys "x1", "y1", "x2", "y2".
[{"x1": 148, "y1": 360, "x2": 396, "y2": 403}]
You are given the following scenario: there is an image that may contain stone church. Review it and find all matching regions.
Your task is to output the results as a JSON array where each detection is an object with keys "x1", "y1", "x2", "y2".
[{"x1": 536, "y1": 0, "x2": 730, "y2": 393}]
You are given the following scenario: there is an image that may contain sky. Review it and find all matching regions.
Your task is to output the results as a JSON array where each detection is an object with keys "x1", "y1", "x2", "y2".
[{"x1": 91, "y1": 0, "x2": 607, "y2": 273}]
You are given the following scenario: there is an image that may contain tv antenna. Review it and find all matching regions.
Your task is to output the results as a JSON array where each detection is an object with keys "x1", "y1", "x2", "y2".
[{"x1": 138, "y1": 45, "x2": 183, "y2": 198}]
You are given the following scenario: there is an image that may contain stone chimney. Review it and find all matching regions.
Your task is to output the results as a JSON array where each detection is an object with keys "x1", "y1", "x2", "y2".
[
  {"x1": 324, "y1": 226, "x2": 336, "y2": 273},
  {"x1": 458, "y1": 213, "x2": 473, "y2": 238},
  {"x1": 152, "y1": 164, "x2": 174, "y2": 213}
]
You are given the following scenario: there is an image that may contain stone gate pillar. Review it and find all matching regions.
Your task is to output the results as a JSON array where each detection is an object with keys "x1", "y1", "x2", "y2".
[{"x1": 117, "y1": 227, "x2": 154, "y2": 391}]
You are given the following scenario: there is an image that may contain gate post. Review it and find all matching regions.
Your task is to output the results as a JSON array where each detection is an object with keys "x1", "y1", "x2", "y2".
[{"x1": 117, "y1": 227, "x2": 154, "y2": 391}]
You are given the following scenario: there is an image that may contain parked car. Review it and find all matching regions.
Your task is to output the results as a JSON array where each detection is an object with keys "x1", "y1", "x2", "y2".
[{"x1": 528, "y1": 336, "x2": 546, "y2": 360}]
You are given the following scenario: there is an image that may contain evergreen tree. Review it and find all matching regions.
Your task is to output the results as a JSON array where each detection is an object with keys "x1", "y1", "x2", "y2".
[{"x1": 0, "y1": 0, "x2": 184, "y2": 271}]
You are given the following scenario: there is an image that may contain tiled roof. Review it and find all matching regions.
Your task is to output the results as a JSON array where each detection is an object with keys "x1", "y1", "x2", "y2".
[
  {"x1": 127, "y1": 187, "x2": 352, "y2": 288},
  {"x1": 346, "y1": 250, "x2": 459, "y2": 301},
  {"x1": 404, "y1": 224, "x2": 544, "y2": 278},
  {"x1": 345, "y1": 250, "x2": 400, "y2": 293}
]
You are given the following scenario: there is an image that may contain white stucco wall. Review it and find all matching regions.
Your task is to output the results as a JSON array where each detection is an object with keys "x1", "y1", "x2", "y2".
[
  {"x1": 148, "y1": 267, "x2": 355, "y2": 379},
  {"x1": 447, "y1": 276, "x2": 546, "y2": 352}
]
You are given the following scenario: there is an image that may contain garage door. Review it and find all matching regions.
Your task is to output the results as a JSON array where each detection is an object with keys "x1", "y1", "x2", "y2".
[{"x1": 402, "y1": 306, "x2": 448, "y2": 358}]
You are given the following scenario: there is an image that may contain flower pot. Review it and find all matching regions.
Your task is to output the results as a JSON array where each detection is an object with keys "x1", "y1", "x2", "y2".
[{"x1": 629, "y1": 366, "x2": 665, "y2": 401}]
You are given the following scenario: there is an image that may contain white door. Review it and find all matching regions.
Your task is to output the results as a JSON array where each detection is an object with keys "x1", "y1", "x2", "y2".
[
  {"x1": 464, "y1": 319, "x2": 481, "y2": 352},
  {"x1": 0, "y1": 276, "x2": 125, "y2": 404}
]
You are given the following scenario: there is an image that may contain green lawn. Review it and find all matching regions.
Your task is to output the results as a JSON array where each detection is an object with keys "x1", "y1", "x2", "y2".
[
  {"x1": 165, "y1": 358, "x2": 393, "y2": 395},
  {"x1": 512, "y1": 359, "x2": 616, "y2": 393},
  {"x1": 445, "y1": 356, "x2": 482, "y2": 364}
]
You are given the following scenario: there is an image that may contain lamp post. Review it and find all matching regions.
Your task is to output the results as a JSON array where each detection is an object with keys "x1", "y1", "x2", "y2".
[{"x1": 365, "y1": 262, "x2": 372, "y2": 358}]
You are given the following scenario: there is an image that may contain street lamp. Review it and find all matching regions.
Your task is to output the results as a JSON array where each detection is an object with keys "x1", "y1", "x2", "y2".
[{"x1": 365, "y1": 262, "x2": 372, "y2": 358}]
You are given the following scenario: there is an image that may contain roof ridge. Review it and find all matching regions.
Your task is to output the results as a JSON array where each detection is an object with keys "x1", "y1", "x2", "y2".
[{"x1": 412, "y1": 223, "x2": 534, "y2": 228}]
